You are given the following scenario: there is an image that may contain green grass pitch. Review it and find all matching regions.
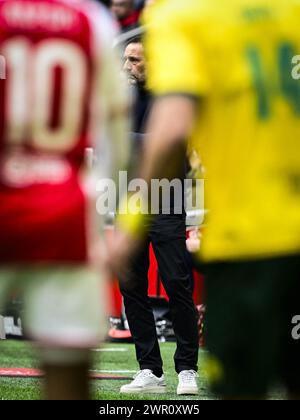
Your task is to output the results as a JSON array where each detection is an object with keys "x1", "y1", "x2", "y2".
[
  {"x1": 0, "y1": 339, "x2": 285, "y2": 400},
  {"x1": 0, "y1": 339, "x2": 214, "y2": 400}
]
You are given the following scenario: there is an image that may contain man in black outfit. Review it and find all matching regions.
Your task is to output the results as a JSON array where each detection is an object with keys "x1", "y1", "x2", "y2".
[{"x1": 120, "y1": 37, "x2": 199, "y2": 395}]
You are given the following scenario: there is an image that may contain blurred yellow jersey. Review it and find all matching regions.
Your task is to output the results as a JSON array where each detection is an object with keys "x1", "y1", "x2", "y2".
[{"x1": 144, "y1": 0, "x2": 300, "y2": 261}]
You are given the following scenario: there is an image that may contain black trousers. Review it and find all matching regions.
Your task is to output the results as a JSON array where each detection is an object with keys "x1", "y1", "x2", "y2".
[{"x1": 120, "y1": 213, "x2": 199, "y2": 374}]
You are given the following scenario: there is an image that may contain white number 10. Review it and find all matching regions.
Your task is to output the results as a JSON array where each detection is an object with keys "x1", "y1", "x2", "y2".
[{"x1": 2, "y1": 37, "x2": 87, "y2": 152}]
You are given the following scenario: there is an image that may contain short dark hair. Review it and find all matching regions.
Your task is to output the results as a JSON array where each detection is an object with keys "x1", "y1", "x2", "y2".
[{"x1": 125, "y1": 35, "x2": 143, "y2": 47}]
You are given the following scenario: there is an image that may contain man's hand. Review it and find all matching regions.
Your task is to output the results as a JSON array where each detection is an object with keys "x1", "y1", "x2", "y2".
[
  {"x1": 105, "y1": 228, "x2": 141, "y2": 285},
  {"x1": 186, "y1": 228, "x2": 202, "y2": 253}
]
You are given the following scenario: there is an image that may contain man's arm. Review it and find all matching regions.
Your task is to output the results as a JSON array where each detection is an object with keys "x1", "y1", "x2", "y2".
[
  {"x1": 108, "y1": 96, "x2": 197, "y2": 278},
  {"x1": 107, "y1": 0, "x2": 203, "y2": 275}
]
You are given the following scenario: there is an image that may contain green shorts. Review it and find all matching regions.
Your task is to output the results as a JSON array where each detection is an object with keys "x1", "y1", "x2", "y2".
[{"x1": 204, "y1": 254, "x2": 300, "y2": 398}]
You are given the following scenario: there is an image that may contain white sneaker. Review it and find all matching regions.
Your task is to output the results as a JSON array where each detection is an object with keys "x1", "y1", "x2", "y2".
[
  {"x1": 177, "y1": 370, "x2": 199, "y2": 395},
  {"x1": 120, "y1": 369, "x2": 166, "y2": 394}
]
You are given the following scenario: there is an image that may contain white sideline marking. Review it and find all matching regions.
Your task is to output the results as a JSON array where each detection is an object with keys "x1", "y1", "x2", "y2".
[
  {"x1": 90, "y1": 370, "x2": 136, "y2": 374},
  {"x1": 92, "y1": 348, "x2": 128, "y2": 352}
]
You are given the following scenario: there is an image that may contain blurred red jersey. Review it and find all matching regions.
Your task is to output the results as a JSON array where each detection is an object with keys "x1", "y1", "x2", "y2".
[{"x1": 0, "y1": 0, "x2": 118, "y2": 263}]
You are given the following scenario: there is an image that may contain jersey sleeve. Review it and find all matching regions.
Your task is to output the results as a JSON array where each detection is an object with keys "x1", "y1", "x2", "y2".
[{"x1": 144, "y1": 0, "x2": 211, "y2": 97}]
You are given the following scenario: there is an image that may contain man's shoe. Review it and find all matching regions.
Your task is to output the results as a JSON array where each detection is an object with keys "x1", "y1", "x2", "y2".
[
  {"x1": 177, "y1": 370, "x2": 199, "y2": 395},
  {"x1": 120, "y1": 369, "x2": 166, "y2": 394}
]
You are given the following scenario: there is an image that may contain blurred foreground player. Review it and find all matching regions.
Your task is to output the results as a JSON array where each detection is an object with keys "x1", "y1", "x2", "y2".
[
  {"x1": 0, "y1": 0, "x2": 129, "y2": 399},
  {"x1": 109, "y1": 0, "x2": 300, "y2": 399}
]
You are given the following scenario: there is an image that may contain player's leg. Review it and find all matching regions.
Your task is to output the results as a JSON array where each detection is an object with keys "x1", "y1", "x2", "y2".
[
  {"x1": 279, "y1": 255, "x2": 300, "y2": 400},
  {"x1": 40, "y1": 350, "x2": 91, "y2": 400},
  {"x1": 22, "y1": 266, "x2": 107, "y2": 400},
  {"x1": 204, "y1": 258, "x2": 285, "y2": 400}
]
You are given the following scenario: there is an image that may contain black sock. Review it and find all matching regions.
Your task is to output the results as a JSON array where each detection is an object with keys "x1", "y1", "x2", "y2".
[{"x1": 152, "y1": 369, "x2": 163, "y2": 378}]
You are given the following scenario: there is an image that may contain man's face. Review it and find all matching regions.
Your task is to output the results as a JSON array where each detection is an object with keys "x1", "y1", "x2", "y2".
[
  {"x1": 123, "y1": 42, "x2": 146, "y2": 85},
  {"x1": 111, "y1": 0, "x2": 133, "y2": 20}
]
